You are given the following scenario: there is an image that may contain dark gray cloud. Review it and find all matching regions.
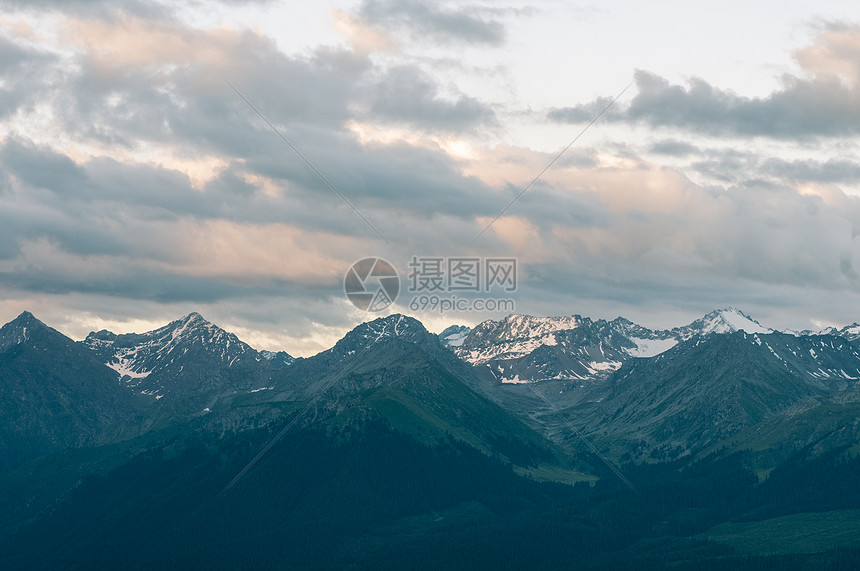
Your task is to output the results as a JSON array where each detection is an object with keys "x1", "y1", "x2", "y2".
[
  {"x1": 1, "y1": 138, "x2": 212, "y2": 222},
  {"x1": 550, "y1": 69, "x2": 860, "y2": 138},
  {"x1": 0, "y1": 11, "x2": 499, "y2": 247},
  {"x1": 682, "y1": 146, "x2": 860, "y2": 187},
  {"x1": 40, "y1": 16, "x2": 497, "y2": 193},
  {"x1": 359, "y1": 0, "x2": 506, "y2": 46},
  {"x1": 547, "y1": 96, "x2": 613, "y2": 124},
  {"x1": 760, "y1": 157, "x2": 860, "y2": 184},
  {"x1": 649, "y1": 139, "x2": 699, "y2": 157},
  {"x1": 57, "y1": 31, "x2": 368, "y2": 153},
  {"x1": 688, "y1": 149, "x2": 758, "y2": 184},
  {"x1": 0, "y1": 138, "x2": 88, "y2": 195},
  {"x1": 366, "y1": 65, "x2": 497, "y2": 132},
  {"x1": 0, "y1": 128, "x2": 606, "y2": 265}
]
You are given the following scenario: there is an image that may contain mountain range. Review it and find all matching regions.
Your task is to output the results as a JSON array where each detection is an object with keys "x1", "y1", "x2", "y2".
[
  {"x1": 444, "y1": 307, "x2": 860, "y2": 463},
  {"x1": 448, "y1": 307, "x2": 775, "y2": 384},
  {"x1": 1, "y1": 307, "x2": 860, "y2": 568}
]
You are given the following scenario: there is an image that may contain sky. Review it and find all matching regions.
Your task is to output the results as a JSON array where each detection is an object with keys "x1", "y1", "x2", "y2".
[{"x1": 1, "y1": 0, "x2": 860, "y2": 356}]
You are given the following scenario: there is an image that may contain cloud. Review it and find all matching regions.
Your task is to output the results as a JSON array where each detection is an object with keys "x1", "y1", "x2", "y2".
[
  {"x1": 687, "y1": 149, "x2": 759, "y2": 184},
  {"x1": 366, "y1": 65, "x2": 498, "y2": 132},
  {"x1": 552, "y1": 69, "x2": 860, "y2": 138},
  {"x1": 0, "y1": 34, "x2": 57, "y2": 120},
  {"x1": 0, "y1": 138, "x2": 88, "y2": 194},
  {"x1": 517, "y1": 180, "x2": 860, "y2": 311},
  {"x1": 331, "y1": 8, "x2": 396, "y2": 55},
  {"x1": 549, "y1": 26, "x2": 860, "y2": 139},
  {"x1": 0, "y1": 0, "x2": 264, "y2": 19},
  {"x1": 358, "y1": 0, "x2": 506, "y2": 46},
  {"x1": 679, "y1": 147, "x2": 860, "y2": 187},
  {"x1": 53, "y1": 15, "x2": 368, "y2": 153},
  {"x1": 649, "y1": 139, "x2": 699, "y2": 157},
  {"x1": 2, "y1": 3, "x2": 860, "y2": 354},
  {"x1": 759, "y1": 157, "x2": 860, "y2": 184}
]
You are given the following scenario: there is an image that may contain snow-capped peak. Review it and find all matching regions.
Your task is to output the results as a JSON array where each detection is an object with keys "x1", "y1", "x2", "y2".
[
  {"x1": 468, "y1": 314, "x2": 581, "y2": 344},
  {"x1": 456, "y1": 314, "x2": 584, "y2": 365},
  {"x1": 815, "y1": 323, "x2": 860, "y2": 341},
  {"x1": 678, "y1": 307, "x2": 772, "y2": 338},
  {"x1": 838, "y1": 324, "x2": 860, "y2": 339},
  {"x1": 82, "y1": 312, "x2": 262, "y2": 391}
]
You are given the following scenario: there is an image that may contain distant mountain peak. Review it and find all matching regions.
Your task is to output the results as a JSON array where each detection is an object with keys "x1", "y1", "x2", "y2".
[
  {"x1": 326, "y1": 314, "x2": 442, "y2": 360},
  {"x1": 81, "y1": 313, "x2": 277, "y2": 400},
  {"x1": 824, "y1": 323, "x2": 860, "y2": 341},
  {"x1": 711, "y1": 306, "x2": 749, "y2": 318},
  {"x1": 166, "y1": 312, "x2": 210, "y2": 334},
  {"x1": 181, "y1": 311, "x2": 205, "y2": 324},
  {"x1": 9, "y1": 310, "x2": 45, "y2": 327},
  {"x1": 469, "y1": 314, "x2": 583, "y2": 344},
  {"x1": 344, "y1": 314, "x2": 429, "y2": 344},
  {"x1": 677, "y1": 307, "x2": 771, "y2": 338},
  {"x1": 455, "y1": 313, "x2": 592, "y2": 360},
  {"x1": 0, "y1": 311, "x2": 52, "y2": 351}
]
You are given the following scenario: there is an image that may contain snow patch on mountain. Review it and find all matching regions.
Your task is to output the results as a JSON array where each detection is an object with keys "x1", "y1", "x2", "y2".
[
  {"x1": 625, "y1": 337, "x2": 678, "y2": 358},
  {"x1": 439, "y1": 325, "x2": 471, "y2": 347},
  {"x1": 459, "y1": 334, "x2": 561, "y2": 365},
  {"x1": 107, "y1": 353, "x2": 151, "y2": 381}
]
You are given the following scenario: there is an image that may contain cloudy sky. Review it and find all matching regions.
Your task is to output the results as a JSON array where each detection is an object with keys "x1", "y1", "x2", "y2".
[{"x1": 2, "y1": 0, "x2": 860, "y2": 355}]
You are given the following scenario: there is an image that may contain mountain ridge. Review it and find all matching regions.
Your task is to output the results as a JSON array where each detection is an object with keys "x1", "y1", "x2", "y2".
[{"x1": 2, "y1": 307, "x2": 860, "y2": 469}]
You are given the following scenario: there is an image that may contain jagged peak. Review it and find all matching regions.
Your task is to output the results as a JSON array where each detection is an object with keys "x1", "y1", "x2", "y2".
[
  {"x1": 182, "y1": 311, "x2": 205, "y2": 323},
  {"x1": 470, "y1": 313, "x2": 583, "y2": 342},
  {"x1": 9, "y1": 311, "x2": 45, "y2": 327},
  {"x1": 82, "y1": 311, "x2": 252, "y2": 359},
  {"x1": 154, "y1": 312, "x2": 232, "y2": 341},
  {"x1": 169, "y1": 311, "x2": 208, "y2": 330},
  {"x1": 0, "y1": 311, "x2": 58, "y2": 350},
  {"x1": 828, "y1": 323, "x2": 860, "y2": 341}
]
